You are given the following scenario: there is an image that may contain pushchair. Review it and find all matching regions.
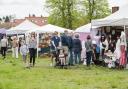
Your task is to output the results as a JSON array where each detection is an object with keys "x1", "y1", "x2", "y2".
[{"x1": 51, "y1": 46, "x2": 67, "y2": 69}]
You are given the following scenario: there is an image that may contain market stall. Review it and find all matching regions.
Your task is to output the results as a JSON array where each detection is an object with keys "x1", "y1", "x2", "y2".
[
  {"x1": 92, "y1": 4, "x2": 128, "y2": 68},
  {"x1": 25, "y1": 24, "x2": 73, "y2": 58},
  {"x1": 75, "y1": 23, "x2": 100, "y2": 41}
]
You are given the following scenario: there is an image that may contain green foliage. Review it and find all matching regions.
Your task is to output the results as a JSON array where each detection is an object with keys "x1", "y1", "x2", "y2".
[
  {"x1": 45, "y1": 0, "x2": 111, "y2": 29},
  {"x1": 46, "y1": 0, "x2": 83, "y2": 29},
  {"x1": 5, "y1": 16, "x2": 10, "y2": 22},
  {"x1": 83, "y1": 0, "x2": 111, "y2": 22}
]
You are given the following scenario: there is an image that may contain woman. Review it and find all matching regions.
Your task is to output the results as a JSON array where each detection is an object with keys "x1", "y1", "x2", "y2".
[
  {"x1": 1, "y1": 35, "x2": 8, "y2": 59},
  {"x1": 85, "y1": 35, "x2": 93, "y2": 67},
  {"x1": 28, "y1": 33, "x2": 37, "y2": 67},
  {"x1": 119, "y1": 31, "x2": 127, "y2": 69},
  {"x1": 12, "y1": 36, "x2": 19, "y2": 59},
  {"x1": 92, "y1": 40, "x2": 100, "y2": 65},
  {"x1": 73, "y1": 33, "x2": 82, "y2": 64},
  {"x1": 114, "y1": 36, "x2": 121, "y2": 68},
  {"x1": 100, "y1": 35, "x2": 108, "y2": 59}
]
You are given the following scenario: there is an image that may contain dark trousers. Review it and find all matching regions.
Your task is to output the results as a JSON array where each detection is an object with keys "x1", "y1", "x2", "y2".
[
  {"x1": 102, "y1": 49, "x2": 105, "y2": 59},
  {"x1": 92, "y1": 53, "x2": 100, "y2": 65},
  {"x1": 29, "y1": 48, "x2": 36, "y2": 66},
  {"x1": 1, "y1": 47, "x2": 7, "y2": 58},
  {"x1": 68, "y1": 49, "x2": 73, "y2": 65},
  {"x1": 86, "y1": 51, "x2": 92, "y2": 66},
  {"x1": 74, "y1": 51, "x2": 81, "y2": 64}
]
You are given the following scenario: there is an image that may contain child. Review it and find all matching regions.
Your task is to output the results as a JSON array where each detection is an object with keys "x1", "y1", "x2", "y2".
[
  {"x1": 58, "y1": 49, "x2": 66, "y2": 68},
  {"x1": 20, "y1": 41, "x2": 28, "y2": 67}
]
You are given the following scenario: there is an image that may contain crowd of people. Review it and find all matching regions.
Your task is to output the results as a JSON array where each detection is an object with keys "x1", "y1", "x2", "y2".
[
  {"x1": 0, "y1": 30, "x2": 127, "y2": 69},
  {"x1": 0, "y1": 33, "x2": 37, "y2": 67}
]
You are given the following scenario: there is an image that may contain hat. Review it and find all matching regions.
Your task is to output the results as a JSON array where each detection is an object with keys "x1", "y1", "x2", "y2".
[{"x1": 92, "y1": 40, "x2": 96, "y2": 44}]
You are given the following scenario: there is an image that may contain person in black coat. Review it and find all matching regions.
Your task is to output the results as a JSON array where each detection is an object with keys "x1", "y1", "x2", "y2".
[
  {"x1": 67, "y1": 32, "x2": 74, "y2": 65},
  {"x1": 73, "y1": 33, "x2": 82, "y2": 64},
  {"x1": 61, "y1": 30, "x2": 69, "y2": 64}
]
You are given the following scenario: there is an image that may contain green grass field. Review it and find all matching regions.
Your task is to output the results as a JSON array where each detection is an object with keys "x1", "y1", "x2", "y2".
[{"x1": 0, "y1": 54, "x2": 128, "y2": 89}]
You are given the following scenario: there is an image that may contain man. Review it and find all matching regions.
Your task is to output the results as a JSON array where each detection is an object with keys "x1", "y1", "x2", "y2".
[
  {"x1": 67, "y1": 32, "x2": 74, "y2": 66},
  {"x1": 61, "y1": 30, "x2": 69, "y2": 64},
  {"x1": 51, "y1": 31, "x2": 60, "y2": 66},
  {"x1": 73, "y1": 33, "x2": 82, "y2": 64},
  {"x1": 1, "y1": 35, "x2": 8, "y2": 59}
]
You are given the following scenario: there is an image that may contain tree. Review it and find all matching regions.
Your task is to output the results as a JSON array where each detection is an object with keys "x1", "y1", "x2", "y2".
[
  {"x1": 45, "y1": 0, "x2": 79, "y2": 29},
  {"x1": 45, "y1": 0, "x2": 110, "y2": 29},
  {"x1": 83, "y1": 0, "x2": 111, "y2": 22},
  {"x1": 33, "y1": 14, "x2": 36, "y2": 17},
  {"x1": 5, "y1": 16, "x2": 10, "y2": 22},
  {"x1": 0, "y1": 18, "x2": 2, "y2": 21}
]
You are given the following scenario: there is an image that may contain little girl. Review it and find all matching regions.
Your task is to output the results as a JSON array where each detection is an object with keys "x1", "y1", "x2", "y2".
[
  {"x1": 59, "y1": 49, "x2": 66, "y2": 67},
  {"x1": 20, "y1": 41, "x2": 28, "y2": 67}
]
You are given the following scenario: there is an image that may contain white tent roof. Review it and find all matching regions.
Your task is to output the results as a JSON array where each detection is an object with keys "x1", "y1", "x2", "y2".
[
  {"x1": 75, "y1": 23, "x2": 99, "y2": 33},
  {"x1": 26, "y1": 24, "x2": 73, "y2": 34},
  {"x1": 92, "y1": 5, "x2": 128, "y2": 26},
  {"x1": 6, "y1": 20, "x2": 39, "y2": 35}
]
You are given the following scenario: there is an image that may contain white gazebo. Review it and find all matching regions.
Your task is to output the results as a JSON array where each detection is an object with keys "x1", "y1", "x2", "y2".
[
  {"x1": 26, "y1": 24, "x2": 73, "y2": 34},
  {"x1": 6, "y1": 20, "x2": 40, "y2": 35},
  {"x1": 92, "y1": 4, "x2": 128, "y2": 28},
  {"x1": 75, "y1": 23, "x2": 99, "y2": 33},
  {"x1": 75, "y1": 23, "x2": 99, "y2": 41}
]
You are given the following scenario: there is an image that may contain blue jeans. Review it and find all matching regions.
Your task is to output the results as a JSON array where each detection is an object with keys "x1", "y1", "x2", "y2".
[
  {"x1": 68, "y1": 49, "x2": 73, "y2": 65},
  {"x1": 74, "y1": 51, "x2": 81, "y2": 64},
  {"x1": 86, "y1": 51, "x2": 92, "y2": 66}
]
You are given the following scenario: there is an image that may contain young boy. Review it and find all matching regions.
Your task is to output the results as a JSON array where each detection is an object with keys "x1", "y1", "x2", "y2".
[{"x1": 20, "y1": 41, "x2": 28, "y2": 67}]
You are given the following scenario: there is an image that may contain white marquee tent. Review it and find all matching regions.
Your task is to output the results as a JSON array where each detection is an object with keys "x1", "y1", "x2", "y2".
[
  {"x1": 26, "y1": 24, "x2": 73, "y2": 34},
  {"x1": 92, "y1": 4, "x2": 128, "y2": 26},
  {"x1": 6, "y1": 20, "x2": 39, "y2": 35},
  {"x1": 75, "y1": 23, "x2": 99, "y2": 33}
]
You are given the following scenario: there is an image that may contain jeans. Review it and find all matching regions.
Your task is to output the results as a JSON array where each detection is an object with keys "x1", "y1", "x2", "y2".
[
  {"x1": 1, "y1": 47, "x2": 7, "y2": 58},
  {"x1": 29, "y1": 48, "x2": 36, "y2": 66},
  {"x1": 74, "y1": 51, "x2": 81, "y2": 64},
  {"x1": 12, "y1": 47, "x2": 18, "y2": 58},
  {"x1": 68, "y1": 49, "x2": 73, "y2": 65},
  {"x1": 86, "y1": 51, "x2": 92, "y2": 66}
]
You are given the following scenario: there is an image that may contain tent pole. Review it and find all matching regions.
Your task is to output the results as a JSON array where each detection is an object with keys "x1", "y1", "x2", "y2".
[
  {"x1": 37, "y1": 32, "x2": 39, "y2": 58},
  {"x1": 124, "y1": 25, "x2": 126, "y2": 33},
  {"x1": 90, "y1": 22, "x2": 93, "y2": 37}
]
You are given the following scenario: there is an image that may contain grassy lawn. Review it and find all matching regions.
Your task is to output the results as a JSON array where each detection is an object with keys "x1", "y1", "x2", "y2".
[{"x1": 0, "y1": 54, "x2": 128, "y2": 89}]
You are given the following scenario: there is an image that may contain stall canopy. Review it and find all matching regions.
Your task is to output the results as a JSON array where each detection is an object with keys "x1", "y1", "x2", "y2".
[
  {"x1": 92, "y1": 4, "x2": 128, "y2": 26},
  {"x1": 26, "y1": 24, "x2": 73, "y2": 34},
  {"x1": 6, "y1": 20, "x2": 39, "y2": 35},
  {"x1": 75, "y1": 23, "x2": 99, "y2": 33},
  {"x1": 0, "y1": 28, "x2": 7, "y2": 34}
]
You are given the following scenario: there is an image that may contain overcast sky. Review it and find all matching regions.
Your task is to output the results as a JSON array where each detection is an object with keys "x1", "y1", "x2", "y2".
[{"x1": 0, "y1": 0, "x2": 127, "y2": 18}]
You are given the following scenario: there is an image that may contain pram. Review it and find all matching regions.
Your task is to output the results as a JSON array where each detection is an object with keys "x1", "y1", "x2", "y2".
[{"x1": 51, "y1": 46, "x2": 67, "y2": 69}]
